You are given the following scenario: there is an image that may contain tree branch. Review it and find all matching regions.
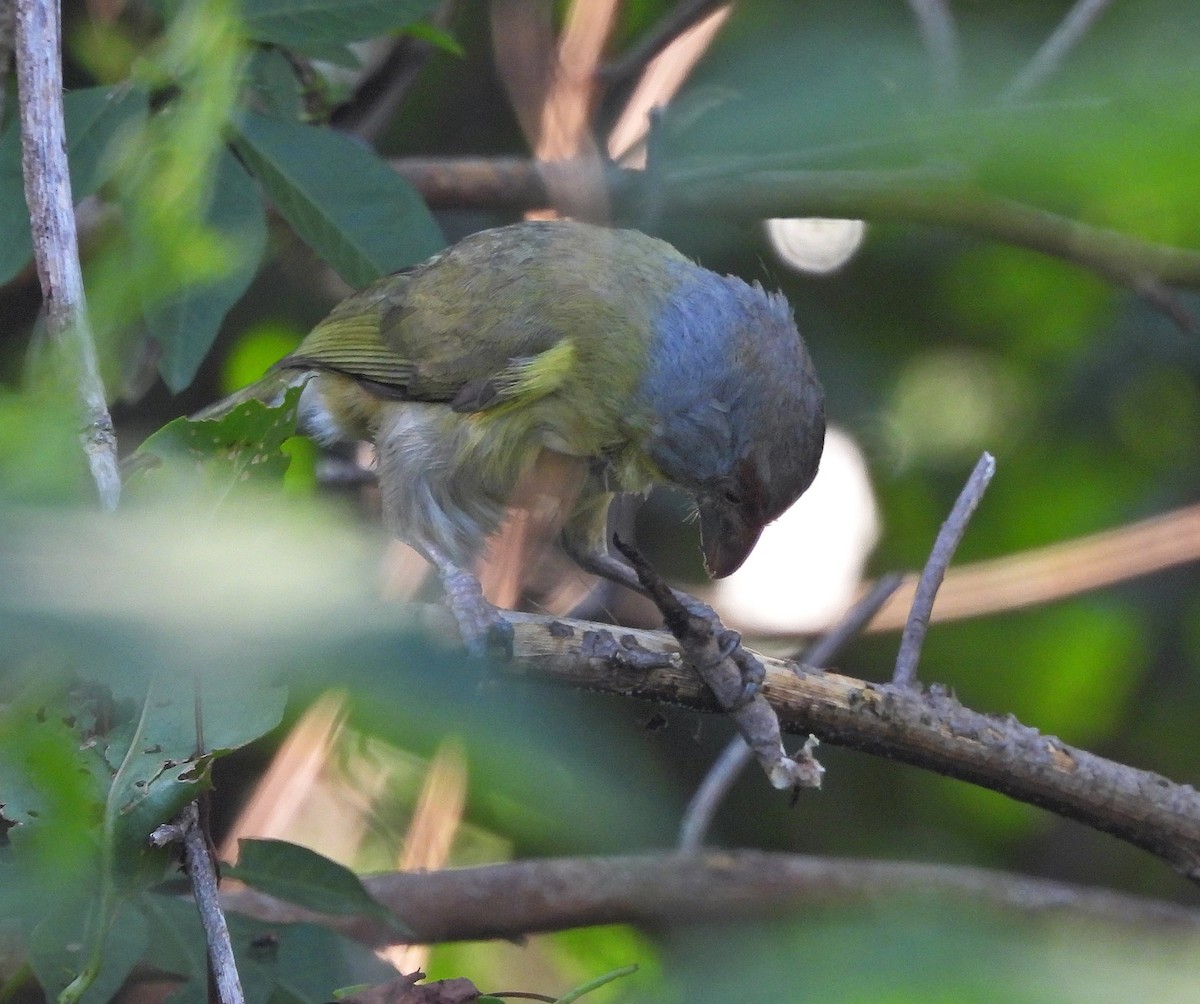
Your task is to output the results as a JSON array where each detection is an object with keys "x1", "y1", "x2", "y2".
[
  {"x1": 665, "y1": 167, "x2": 1200, "y2": 320},
  {"x1": 474, "y1": 609, "x2": 1200, "y2": 881},
  {"x1": 221, "y1": 850, "x2": 1200, "y2": 946},
  {"x1": 386, "y1": 156, "x2": 1200, "y2": 323},
  {"x1": 15, "y1": 0, "x2": 120, "y2": 509}
]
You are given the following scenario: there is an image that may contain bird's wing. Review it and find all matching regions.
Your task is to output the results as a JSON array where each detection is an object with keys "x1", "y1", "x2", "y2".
[
  {"x1": 278, "y1": 276, "x2": 416, "y2": 396},
  {"x1": 283, "y1": 265, "x2": 575, "y2": 412}
]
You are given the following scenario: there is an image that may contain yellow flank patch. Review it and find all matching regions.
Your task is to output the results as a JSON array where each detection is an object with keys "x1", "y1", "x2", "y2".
[
  {"x1": 517, "y1": 337, "x2": 575, "y2": 396},
  {"x1": 486, "y1": 338, "x2": 576, "y2": 413}
]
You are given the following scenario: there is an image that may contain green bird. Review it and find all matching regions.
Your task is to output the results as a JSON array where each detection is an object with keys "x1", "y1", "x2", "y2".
[{"x1": 201, "y1": 221, "x2": 826, "y2": 652}]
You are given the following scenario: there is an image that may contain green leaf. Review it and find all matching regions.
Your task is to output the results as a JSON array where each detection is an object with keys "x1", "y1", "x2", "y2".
[
  {"x1": 28, "y1": 898, "x2": 149, "y2": 1004},
  {"x1": 0, "y1": 85, "x2": 148, "y2": 284},
  {"x1": 241, "y1": 0, "x2": 439, "y2": 51},
  {"x1": 244, "y1": 47, "x2": 305, "y2": 119},
  {"x1": 94, "y1": 672, "x2": 280, "y2": 889},
  {"x1": 129, "y1": 385, "x2": 303, "y2": 502},
  {"x1": 142, "y1": 895, "x2": 398, "y2": 1004},
  {"x1": 0, "y1": 694, "x2": 108, "y2": 915},
  {"x1": 0, "y1": 382, "x2": 92, "y2": 505},
  {"x1": 231, "y1": 111, "x2": 443, "y2": 286},
  {"x1": 145, "y1": 147, "x2": 269, "y2": 392},
  {"x1": 229, "y1": 838, "x2": 409, "y2": 934}
]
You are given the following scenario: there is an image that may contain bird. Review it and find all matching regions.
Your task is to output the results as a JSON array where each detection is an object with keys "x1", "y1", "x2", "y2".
[{"x1": 198, "y1": 220, "x2": 826, "y2": 654}]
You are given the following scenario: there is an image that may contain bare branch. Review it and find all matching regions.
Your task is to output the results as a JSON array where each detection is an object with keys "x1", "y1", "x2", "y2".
[
  {"x1": 1001, "y1": 0, "x2": 1115, "y2": 104},
  {"x1": 152, "y1": 802, "x2": 244, "y2": 1004},
  {"x1": 459, "y1": 608, "x2": 1200, "y2": 880},
  {"x1": 334, "y1": 1, "x2": 459, "y2": 141},
  {"x1": 800, "y1": 572, "x2": 905, "y2": 669},
  {"x1": 893, "y1": 452, "x2": 995, "y2": 688},
  {"x1": 222, "y1": 850, "x2": 1200, "y2": 946},
  {"x1": 678, "y1": 573, "x2": 904, "y2": 851},
  {"x1": 677, "y1": 736, "x2": 758, "y2": 853},
  {"x1": 15, "y1": 0, "x2": 120, "y2": 509},
  {"x1": 390, "y1": 156, "x2": 556, "y2": 210}
]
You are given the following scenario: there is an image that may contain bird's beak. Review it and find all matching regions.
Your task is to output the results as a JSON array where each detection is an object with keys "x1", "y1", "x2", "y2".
[{"x1": 698, "y1": 499, "x2": 762, "y2": 579}]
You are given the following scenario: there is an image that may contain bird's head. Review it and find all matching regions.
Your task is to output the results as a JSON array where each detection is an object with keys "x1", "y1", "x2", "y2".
[{"x1": 640, "y1": 265, "x2": 826, "y2": 579}]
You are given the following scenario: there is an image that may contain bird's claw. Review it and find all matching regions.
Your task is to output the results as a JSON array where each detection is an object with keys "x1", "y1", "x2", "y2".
[
  {"x1": 722, "y1": 631, "x2": 766, "y2": 707},
  {"x1": 440, "y1": 566, "x2": 514, "y2": 660},
  {"x1": 679, "y1": 596, "x2": 764, "y2": 708}
]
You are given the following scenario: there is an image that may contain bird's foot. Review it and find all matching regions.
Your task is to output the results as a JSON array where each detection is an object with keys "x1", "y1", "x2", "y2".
[
  {"x1": 677, "y1": 597, "x2": 765, "y2": 708},
  {"x1": 722, "y1": 628, "x2": 766, "y2": 708},
  {"x1": 440, "y1": 566, "x2": 514, "y2": 660},
  {"x1": 607, "y1": 535, "x2": 764, "y2": 708}
]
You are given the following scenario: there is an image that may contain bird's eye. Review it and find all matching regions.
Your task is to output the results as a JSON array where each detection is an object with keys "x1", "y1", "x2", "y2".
[{"x1": 722, "y1": 489, "x2": 742, "y2": 506}]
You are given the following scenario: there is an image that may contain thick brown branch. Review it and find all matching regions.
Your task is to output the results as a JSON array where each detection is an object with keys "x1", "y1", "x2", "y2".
[
  {"x1": 487, "y1": 611, "x2": 1200, "y2": 881},
  {"x1": 222, "y1": 850, "x2": 1200, "y2": 946}
]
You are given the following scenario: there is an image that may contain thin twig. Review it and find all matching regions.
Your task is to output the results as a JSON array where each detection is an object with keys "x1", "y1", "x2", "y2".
[
  {"x1": 1000, "y1": 0, "x2": 1115, "y2": 104},
  {"x1": 797, "y1": 573, "x2": 906, "y2": 669},
  {"x1": 14, "y1": 0, "x2": 120, "y2": 510},
  {"x1": 678, "y1": 574, "x2": 904, "y2": 851},
  {"x1": 152, "y1": 802, "x2": 244, "y2": 1004},
  {"x1": 893, "y1": 452, "x2": 995, "y2": 688},
  {"x1": 665, "y1": 168, "x2": 1200, "y2": 324},
  {"x1": 677, "y1": 733, "x2": 757, "y2": 853},
  {"x1": 905, "y1": 0, "x2": 959, "y2": 103}
]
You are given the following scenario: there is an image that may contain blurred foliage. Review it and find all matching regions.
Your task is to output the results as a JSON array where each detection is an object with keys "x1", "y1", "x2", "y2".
[{"x1": 6, "y1": 0, "x2": 1200, "y2": 1001}]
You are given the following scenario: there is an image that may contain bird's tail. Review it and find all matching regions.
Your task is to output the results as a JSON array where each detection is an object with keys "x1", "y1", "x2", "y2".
[{"x1": 189, "y1": 368, "x2": 305, "y2": 422}]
